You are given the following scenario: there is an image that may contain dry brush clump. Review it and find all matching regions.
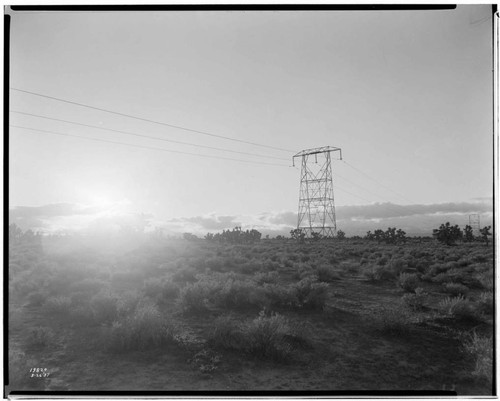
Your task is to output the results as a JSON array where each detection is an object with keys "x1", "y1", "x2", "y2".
[
  {"x1": 43, "y1": 295, "x2": 73, "y2": 316},
  {"x1": 207, "y1": 315, "x2": 247, "y2": 351},
  {"x1": 374, "y1": 305, "x2": 415, "y2": 335},
  {"x1": 89, "y1": 292, "x2": 119, "y2": 325},
  {"x1": 208, "y1": 310, "x2": 309, "y2": 362},
  {"x1": 443, "y1": 282, "x2": 469, "y2": 297},
  {"x1": 314, "y1": 264, "x2": 342, "y2": 282},
  {"x1": 475, "y1": 291, "x2": 494, "y2": 315},
  {"x1": 401, "y1": 287, "x2": 427, "y2": 311},
  {"x1": 437, "y1": 296, "x2": 481, "y2": 322},
  {"x1": 262, "y1": 277, "x2": 329, "y2": 311},
  {"x1": 397, "y1": 273, "x2": 419, "y2": 293},
  {"x1": 462, "y1": 332, "x2": 493, "y2": 382},
  {"x1": 26, "y1": 326, "x2": 54, "y2": 348},
  {"x1": 106, "y1": 302, "x2": 176, "y2": 352}
]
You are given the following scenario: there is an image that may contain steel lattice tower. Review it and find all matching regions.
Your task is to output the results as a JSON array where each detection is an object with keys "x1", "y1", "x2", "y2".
[{"x1": 293, "y1": 146, "x2": 342, "y2": 238}]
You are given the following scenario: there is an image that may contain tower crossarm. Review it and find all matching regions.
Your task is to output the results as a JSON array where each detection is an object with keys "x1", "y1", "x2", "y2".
[{"x1": 292, "y1": 146, "x2": 342, "y2": 163}]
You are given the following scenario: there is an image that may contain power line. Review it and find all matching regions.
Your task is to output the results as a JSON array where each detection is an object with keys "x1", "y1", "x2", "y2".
[
  {"x1": 336, "y1": 171, "x2": 426, "y2": 217},
  {"x1": 10, "y1": 87, "x2": 295, "y2": 153},
  {"x1": 10, "y1": 110, "x2": 290, "y2": 162},
  {"x1": 10, "y1": 125, "x2": 291, "y2": 167},
  {"x1": 335, "y1": 185, "x2": 373, "y2": 204},
  {"x1": 342, "y1": 160, "x2": 416, "y2": 204}
]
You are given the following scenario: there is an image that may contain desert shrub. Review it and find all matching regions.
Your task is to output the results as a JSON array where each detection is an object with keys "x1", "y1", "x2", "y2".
[
  {"x1": 26, "y1": 326, "x2": 54, "y2": 348},
  {"x1": 26, "y1": 290, "x2": 49, "y2": 307},
  {"x1": 240, "y1": 261, "x2": 263, "y2": 274},
  {"x1": 262, "y1": 284, "x2": 296, "y2": 309},
  {"x1": 438, "y1": 296, "x2": 479, "y2": 322},
  {"x1": 177, "y1": 280, "x2": 215, "y2": 313},
  {"x1": 432, "y1": 272, "x2": 454, "y2": 284},
  {"x1": 388, "y1": 258, "x2": 407, "y2": 276},
  {"x1": 116, "y1": 291, "x2": 141, "y2": 318},
  {"x1": 343, "y1": 262, "x2": 359, "y2": 275},
  {"x1": 207, "y1": 315, "x2": 247, "y2": 351},
  {"x1": 71, "y1": 306, "x2": 95, "y2": 326},
  {"x1": 90, "y1": 292, "x2": 118, "y2": 324},
  {"x1": 443, "y1": 282, "x2": 469, "y2": 297},
  {"x1": 475, "y1": 271, "x2": 493, "y2": 291},
  {"x1": 315, "y1": 265, "x2": 341, "y2": 283},
  {"x1": 397, "y1": 273, "x2": 419, "y2": 293},
  {"x1": 402, "y1": 288, "x2": 427, "y2": 311},
  {"x1": 171, "y1": 266, "x2": 198, "y2": 283},
  {"x1": 253, "y1": 271, "x2": 279, "y2": 285},
  {"x1": 463, "y1": 332, "x2": 493, "y2": 381},
  {"x1": 43, "y1": 296, "x2": 72, "y2": 315},
  {"x1": 300, "y1": 255, "x2": 311, "y2": 263},
  {"x1": 458, "y1": 258, "x2": 473, "y2": 267},
  {"x1": 291, "y1": 277, "x2": 329, "y2": 310},
  {"x1": 472, "y1": 254, "x2": 488, "y2": 263},
  {"x1": 377, "y1": 256, "x2": 389, "y2": 266},
  {"x1": 262, "y1": 260, "x2": 281, "y2": 271},
  {"x1": 294, "y1": 263, "x2": 314, "y2": 280},
  {"x1": 11, "y1": 272, "x2": 41, "y2": 297},
  {"x1": 110, "y1": 270, "x2": 145, "y2": 289},
  {"x1": 414, "y1": 260, "x2": 430, "y2": 274},
  {"x1": 70, "y1": 278, "x2": 105, "y2": 296},
  {"x1": 160, "y1": 280, "x2": 180, "y2": 300},
  {"x1": 376, "y1": 305, "x2": 412, "y2": 335},
  {"x1": 211, "y1": 278, "x2": 263, "y2": 310},
  {"x1": 142, "y1": 278, "x2": 164, "y2": 299},
  {"x1": 245, "y1": 310, "x2": 303, "y2": 361},
  {"x1": 362, "y1": 266, "x2": 377, "y2": 281},
  {"x1": 107, "y1": 303, "x2": 175, "y2": 351},
  {"x1": 372, "y1": 265, "x2": 396, "y2": 281},
  {"x1": 476, "y1": 292, "x2": 494, "y2": 315},
  {"x1": 70, "y1": 290, "x2": 93, "y2": 307},
  {"x1": 426, "y1": 263, "x2": 449, "y2": 277}
]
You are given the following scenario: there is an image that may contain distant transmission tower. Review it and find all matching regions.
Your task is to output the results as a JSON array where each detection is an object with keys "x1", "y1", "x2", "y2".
[
  {"x1": 468, "y1": 214, "x2": 481, "y2": 236},
  {"x1": 293, "y1": 146, "x2": 342, "y2": 238}
]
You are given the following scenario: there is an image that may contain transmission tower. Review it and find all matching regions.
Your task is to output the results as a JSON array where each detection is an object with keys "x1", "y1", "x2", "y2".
[
  {"x1": 468, "y1": 214, "x2": 481, "y2": 236},
  {"x1": 293, "y1": 146, "x2": 342, "y2": 238}
]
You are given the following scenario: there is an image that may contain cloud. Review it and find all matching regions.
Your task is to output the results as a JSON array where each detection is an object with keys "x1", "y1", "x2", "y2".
[
  {"x1": 9, "y1": 200, "x2": 493, "y2": 238},
  {"x1": 9, "y1": 203, "x2": 99, "y2": 230},
  {"x1": 336, "y1": 201, "x2": 492, "y2": 221},
  {"x1": 10, "y1": 203, "x2": 99, "y2": 219},
  {"x1": 9, "y1": 202, "x2": 153, "y2": 234}
]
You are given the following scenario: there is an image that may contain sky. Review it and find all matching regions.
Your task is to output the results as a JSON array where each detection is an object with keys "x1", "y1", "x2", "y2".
[{"x1": 7, "y1": 5, "x2": 495, "y2": 236}]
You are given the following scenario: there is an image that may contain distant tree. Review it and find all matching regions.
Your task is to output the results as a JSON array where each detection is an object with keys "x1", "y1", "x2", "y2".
[
  {"x1": 183, "y1": 233, "x2": 199, "y2": 241},
  {"x1": 373, "y1": 229, "x2": 384, "y2": 243},
  {"x1": 433, "y1": 222, "x2": 463, "y2": 246},
  {"x1": 479, "y1": 226, "x2": 492, "y2": 246},
  {"x1": 246, "y1": 229, "x2": 262, "y2": 243},
  {"x1": 463, "y1": 225, "x2": 474, "y2": 243},
  {"x1": 384, "y1": 227, "x2": 397, "y2": 244},
  {"x1": 204, "y1": 227, "x2": 261, "y2": 244},
  {"x1": 396, "y1": 229, "x2": 407, "y2": 244},
  {"x1": 336, "y1": 230, "x2": 346, "y2": 240},
  {"x1": 365, "y1": 231, "x2": 374, "y2": 241},
  {"x1": 9, "y1": 224, "x2": 23, "y2": 242},
  {"x1": 290, "y1": 228, "x2": 305, "y2": 243}
]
